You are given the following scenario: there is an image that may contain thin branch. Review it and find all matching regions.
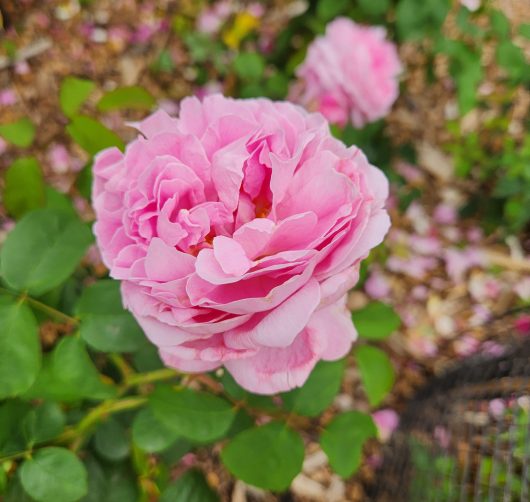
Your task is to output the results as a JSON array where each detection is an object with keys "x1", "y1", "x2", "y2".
[
  {"x1": 484, "y1": 249, "x2": 530, "y2": 272},
  {"x1": 0, "y1": 287, "x2": 79, "y2": 324},
  {"x1": 0, "y1": 37, "x2": 52, "y2": 70}
]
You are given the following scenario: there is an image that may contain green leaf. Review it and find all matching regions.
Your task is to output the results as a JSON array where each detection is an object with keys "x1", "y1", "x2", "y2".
[
  {"x1": 282, "y1": 359, "x2": 345, "y2": 417},
  {"x1": 150, "y1": 386, "x2": 235, "y2": 443},
  {"x1": 490, "y1": 10, "x2": 510, "y2": 38},
  {"x1": 101, "y1": 464, "x2": 138, "y2": 502},
  {"x1": 159, "y1": 470, "x2": 219, "y2": 502},
  {"x1": 131, "y1": 342, "x2": 164, "y2": 372},
  {"x1": 151, "y1": 50, "x2": 175, "y2": 73},
  {"x1": 3, "y1": 157, "x2": 45, "y2": 219},
  {"x1": 519, "y1": 23, "x2": 530, "y2": 39},
  {"x1": 50, "y1": 337, "x2": 114, "y2": 399},
  {"x1": 437, "y1": 39, "x2": 483, "y2": 114},
  {"x1": 353, "y1": 302, "x2": 401, "y2": 340},
  {"x1": 455, "y1": 60, "x2": 483, "y2": 114},
  {"x1": 396, "y1": 0, "x2": 450, "y2": 41},
  {"x1": 24, "y1": 337, "x2": 115, "y2": 402},
  {"x1": 94, "y1": 418, "x2": 130, "y2": 462},
  {"x1": 20, "y1": 447, "x2": 88, "y2": 502},
  {"x1": 220, "y1": 371, "x2": 248, "y2": 400},
  {"x1": 316, "y1": 0, "x2": 350, "y2": 21},
  {"x1": 0, "y1": 297, "x2": 40, "y2": 399},
  {"x1": 264, "y1": 73, "x2": 289, "y2": 99},
  {"x1": 5, "y1": 473, "x2": 35, "y2": 502},
  {"x1": 221, "y1": 422, "x2": 304, "y2": 491},
  {"x1": 159, "y1": 438, "x2": 193, "y2": 465},
  {"x1": 66, "y1": 116, "x2": 124, "y2": 156},
  {"x1": 76, "y1": 163, "x2": 93, "y2": 201},
  {"x1": 504, "y1": 197, "x2": 530, "y2": 231},
  {"x1": 320, "y1": 411, "x2": 376, "y2": 477},
  {"x1": 226, "y1": 408, "x2": 254, "y2": 438},
  {"x1": 0, "y1": 400, "x2": 32, "y2": 455},
  {"x1": 0, "y1": 469, "x2": 6, "y2": 495},
  {"x1": 59, "y1": 77, "x2": 95, "y2": 118},
  {"x1": 496, "y1": 40, "x2": 529, "y2": 82},
  {"x1": 233, "y1": 53, "x2": 265, "y2": 81},
  {"x1": 80, "y1": 459, "x2": 139, "y2": 502},
  {"x1": 23, "y1": 401, "x2": 65, "y2": 445},
  {"x1": 455, "y1": 8, "x2": 484, "y2": 39},
  {"x1": 354, "y1": 345, "x2": 395, "y2": 406},
  {"x1": 0, "y1": 209, "x2": 93, "y2": 296},
  {"x1": 220, "y1": 372, "x2": 278, "y2": 412},
  {"x1": 75, "y1": 280, "x2": 145, "y2": 353},
  {"x1": 357, "y1": 0, "x2": 390, "y2": 17},
  {"x1": 493, "y1": 177, "x2": 521, "y2": 198},
  {"x1": 44, "y1": 186, "x2": 77, "y2": 215},
  {"x1": 240, "y1": 83, "x2": 264, "y2": 99},
  {"x1": 80, "y1": 456, "x2": 107, "y2": 502},
  {"x1": 184, "y1": 33, "x2": 218, "y2": 63},
  {"x1": 132, "y1": 408, "x2": 181, "y2": 453},
  {"x1": 0, "y1": 118, "x2": 36, "y2": 147},
  {"x1": 97, "y1": 86, "x2": 155, "y2": 112}
]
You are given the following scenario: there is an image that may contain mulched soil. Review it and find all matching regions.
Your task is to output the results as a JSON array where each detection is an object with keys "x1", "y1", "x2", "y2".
[{"x1": 1, "y1": 1, "x2": 530, "y2": 501}]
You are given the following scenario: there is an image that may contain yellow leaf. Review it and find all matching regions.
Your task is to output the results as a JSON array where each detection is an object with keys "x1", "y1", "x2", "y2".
[{"x1": 223, "y1": 12, "x2": 259, "y2": 49}]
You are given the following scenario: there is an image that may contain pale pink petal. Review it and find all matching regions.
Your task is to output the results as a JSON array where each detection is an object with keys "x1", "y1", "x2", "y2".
[
  {"x1": 224, "y1": 278, "x2": 321, "y2": 349},
  {"x1": 213, "y1": 236, "x2": 252, "y2": 276},
  {"x1": 145, "y1": 238, "x2": 195, "y2": 281},
  {"x1": 233, "y1": 218, "x2": 275, "y2": 259},
  {"x1": 225, "y1": 329, "x2": 322, "y2": 394},
  {"x1": 128, "y1": 109, "x2": 179, "y2": 138},
  {"x1": 372, "y1": 409, "x2": 399, "y2": 442},
  {"x1": 160, "y1": 349, "x2": 221, "y2": 372},
  {"x1": 306, "y1": 298, "x2": 357, "y2": 360}
]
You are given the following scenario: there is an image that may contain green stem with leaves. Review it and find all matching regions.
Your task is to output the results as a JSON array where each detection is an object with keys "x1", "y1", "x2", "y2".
[
  {"x1": 0, "y1": 287, "x2": 79, "y2": 325},
  {"x1": 0, "y1": 396, "x2": 148, "y2": 464},
  {"x1": 124, "y1": 368, "x2": 179, "y2": 389}
]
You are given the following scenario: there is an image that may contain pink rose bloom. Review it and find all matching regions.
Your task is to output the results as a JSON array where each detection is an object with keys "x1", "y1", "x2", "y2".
[
  {"x1": 293, "y1": 18, "x2": 401, "y2": 128},
  {"x1": 92, "y1": 95, "x2": 390, "y2": 394}
]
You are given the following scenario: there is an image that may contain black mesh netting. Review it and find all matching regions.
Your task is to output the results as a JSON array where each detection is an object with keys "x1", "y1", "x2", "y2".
[{"x1": 369, "y1": 333, "x2": 530, "y2": 501}]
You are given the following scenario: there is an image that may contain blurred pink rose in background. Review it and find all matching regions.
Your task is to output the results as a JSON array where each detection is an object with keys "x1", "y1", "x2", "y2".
[
  {"x1": 92, "y1": 94, "x2": 390, "y2": 394},
  {"x1": 292, "y1": 18, "x2": 401, "y2": 128}
]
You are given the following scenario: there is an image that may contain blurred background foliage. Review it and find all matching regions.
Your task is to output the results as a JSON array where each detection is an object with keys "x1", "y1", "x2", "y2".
[{"x1": 0, "y1": 0, "x2": 529, "y2": 501}]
